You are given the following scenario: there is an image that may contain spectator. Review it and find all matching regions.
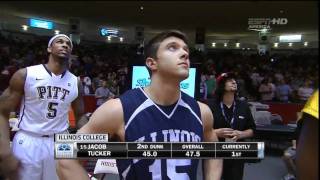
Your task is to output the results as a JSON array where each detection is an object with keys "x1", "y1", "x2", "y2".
[
  {"x1": 0, "y1": 31, "x2": 318, "y2": 105},
  {"x1": 297, "y1": 79, "x2": 314, "y2": 103},
  {"x1": 208, "y1": 72, "x2": 256, "y2": 180},
  {"x1": 276, "y1": 78, "x2": 293, "y2": 102},
  {"x1": 235, "y1": 72, "x2": 248, "y2": 99},
  {"x1": 95, "y1": 79, "x2": 115, "y2": 108},
  {"x1": 274, "y1": 70, "x2": 285, "y2": 84},
  {"x1": 206, "y1": 73, "x2": 216, "y2": 98},
  {"x1": 259, "y1": 78, "x2": 275, "y2": 102},
  {"x1": 92, "y1": 72, "x2": 104, "y2": 92},
  {"x1": 199, "y1": 74, "x2": 208, "y2": 101},
  {"x1": 82, "y1": 76, "x2": 94, "y2": 95},
  {"x1": 250, "y1": 70, "x2": 263, "y2": 89}
]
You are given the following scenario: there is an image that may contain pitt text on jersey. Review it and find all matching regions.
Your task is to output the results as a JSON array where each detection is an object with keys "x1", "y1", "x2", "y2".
[{"x1": 37, "y1": 86, "x2": 70, "y2": 101}]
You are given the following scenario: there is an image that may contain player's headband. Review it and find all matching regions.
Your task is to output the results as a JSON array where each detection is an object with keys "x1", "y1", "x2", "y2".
[{"x1": 48, "y1": 34, "x2": 73, "y2": 49}]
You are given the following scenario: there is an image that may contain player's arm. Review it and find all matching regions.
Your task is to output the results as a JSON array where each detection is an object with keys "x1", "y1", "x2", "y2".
[
  {"x1": 0, "y1": 68, "x2": 26, "y2": 180},
  {"x1": 198, "y1": 102, "x2": 222, "y2": 180},
  {"x1": 71, "y1": 78, "x2": 85, "y2": 129},
  {"x1": 57, "y1": 98, "x2": 124, "y2": 180},
  {"x1": 296, "y1": 113, "x2": 318, "y2": 180}
]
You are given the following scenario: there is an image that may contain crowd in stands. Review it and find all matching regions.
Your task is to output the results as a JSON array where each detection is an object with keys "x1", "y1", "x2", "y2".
[
  {"x1": 0, "y1": 32, "x2": 318, "y2": 104},
  {"x1": 199, "y1": 50, "x2": 318, "y2": 104}
]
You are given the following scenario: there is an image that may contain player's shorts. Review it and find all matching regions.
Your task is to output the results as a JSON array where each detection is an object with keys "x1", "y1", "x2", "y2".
[{"x1": 12, "y1": 130, "x2": 66, "y2": 180}]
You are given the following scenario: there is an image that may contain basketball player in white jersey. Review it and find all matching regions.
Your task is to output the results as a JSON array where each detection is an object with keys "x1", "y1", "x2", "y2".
[
  {"x1": 57, "y1": 30, "x2": 222, "y2": 180},
  {"x1": 0, "y1": 34, "x2": 84, "y2": 180}
]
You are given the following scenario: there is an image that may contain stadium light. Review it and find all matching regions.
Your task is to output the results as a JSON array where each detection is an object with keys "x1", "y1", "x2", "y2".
[
  {"x1": 54, "y1": 30, "x2": 60, "y2": 35},
  {"x1": 274, "y1": 43, "x2": 278, "y2": 48},
  {"x1": 22, "y1": 25, "x2": 28, "y2": 31},
  {"x1": 212, "y1": 42, "x2": 216, "y2": 47},
  {"x1": 236, "y1": 43, "x2": 240, "y2": 48},
  {"x1": 288, "y1": 43, "x2": 293, "y2": 47},
  {"x1": 224, "y1": 43, "x2": 228, "y2": 47},
  {"x1": 304, "y1": 42, "x2": 308, "y2": 46},
  {"x1": 279, "y1": 34, "x2": 302, "y2": 42},
  {"x1": 261, "y1": 28, "x2": 268, "y2": 33}
]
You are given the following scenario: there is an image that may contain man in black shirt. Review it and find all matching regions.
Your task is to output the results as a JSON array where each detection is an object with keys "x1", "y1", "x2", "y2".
[{"x1": 207, "y1": 72, "x2": 256, "y2": 180}]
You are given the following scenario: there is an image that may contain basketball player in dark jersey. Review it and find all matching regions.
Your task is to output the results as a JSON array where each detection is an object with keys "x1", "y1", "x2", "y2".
[{"x1": 57, "y1": 30, "x2": 222, "y2": 180}]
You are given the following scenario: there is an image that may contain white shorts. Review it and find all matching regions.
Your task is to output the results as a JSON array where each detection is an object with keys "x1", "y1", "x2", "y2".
[{"x1": 12, "y1": 130, "x2": 58, "y2": 180}]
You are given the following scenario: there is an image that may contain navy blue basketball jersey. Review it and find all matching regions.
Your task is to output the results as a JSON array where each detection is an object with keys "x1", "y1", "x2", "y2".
[{"x1": 117, "y1": 87, "x2": 203, "y2": 180}]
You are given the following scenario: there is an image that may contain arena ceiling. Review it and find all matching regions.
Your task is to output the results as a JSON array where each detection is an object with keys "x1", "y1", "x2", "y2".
[{"x1": 0, "y1": 1, "x2": 318, "y2": 37}]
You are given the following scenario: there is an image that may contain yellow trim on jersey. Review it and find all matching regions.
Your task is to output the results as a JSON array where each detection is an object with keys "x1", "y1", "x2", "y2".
[{"x1": 302, "y1": 90, "x2": 319, "y2": 119}]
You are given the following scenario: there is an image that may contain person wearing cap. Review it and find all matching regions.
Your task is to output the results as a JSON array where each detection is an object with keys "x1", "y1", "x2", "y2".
[
  {"x1": 207, "y1": 72, "x2": 256, "y2": 180},
  {"x1": 0, "y1": 34, "x2": 84, "y2": 180}
]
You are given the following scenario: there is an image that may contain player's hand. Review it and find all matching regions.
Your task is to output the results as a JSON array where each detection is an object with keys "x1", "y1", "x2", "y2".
[
  {"x1": 0, "y1": 153, "x2": 21, "y2": 180},
  {"x1": 215, "y1": 128, "x2": 234, "y2": 138},
  {"x1": 230, "y1": 130, "x2": 243, "y2": 141}
]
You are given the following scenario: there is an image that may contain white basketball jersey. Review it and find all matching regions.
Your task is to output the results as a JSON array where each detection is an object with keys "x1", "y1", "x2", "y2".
[{"x1": 18, "y1": 64, "x2": 78, "y2": 135}]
